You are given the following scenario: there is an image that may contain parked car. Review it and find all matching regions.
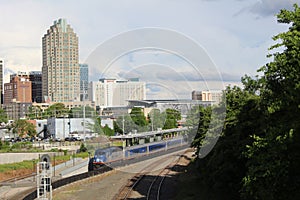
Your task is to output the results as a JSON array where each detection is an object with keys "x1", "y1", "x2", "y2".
[{"x1": 64, "y1": 137, "x2": 78, "y2": 142}]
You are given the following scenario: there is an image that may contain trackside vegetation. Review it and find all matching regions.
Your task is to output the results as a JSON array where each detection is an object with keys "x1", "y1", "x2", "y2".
[
  {"x1": 191, "y1": 4, "x2": 300, "y2": 200},
  {"x1": 0, "y1": 151, "x2": 89, "y2": 178}
]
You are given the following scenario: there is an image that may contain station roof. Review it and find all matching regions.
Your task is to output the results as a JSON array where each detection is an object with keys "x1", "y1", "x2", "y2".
[
  {"x1": 110, "y1": 127, "x2": 188, "y2": 139},
  {"x1": 128, "y1": 99, "x2": 215, "y2": 104}
]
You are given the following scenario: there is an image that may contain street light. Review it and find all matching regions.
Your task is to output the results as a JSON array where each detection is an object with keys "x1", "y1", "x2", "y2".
[
  {"x1": 80, "y1": 80, "x2": 87, "y2": 142},
  {"x1": 122, "y1": 114, "x2": 125, "y2": 135}
]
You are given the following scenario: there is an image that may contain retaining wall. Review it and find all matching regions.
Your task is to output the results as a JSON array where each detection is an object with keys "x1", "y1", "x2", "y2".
[{"x1": 0, "y1": 152, "x2": 61, "y2": 164}]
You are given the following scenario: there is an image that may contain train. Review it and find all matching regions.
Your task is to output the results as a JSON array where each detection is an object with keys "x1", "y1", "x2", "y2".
[
  {"x1": 88, "y1": 146, "x2": 123, "y2": 171},
  {"x1": 88, "y1": 136, "x2": 186, "y2": 171}
]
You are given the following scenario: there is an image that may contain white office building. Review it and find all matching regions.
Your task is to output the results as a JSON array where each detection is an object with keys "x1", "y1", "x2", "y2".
[
  {"x1": 89, "y1": 78, "x2": 146, "y2": 108},
  {"x1": 47, "y1": 117, "x2": 94, "y2": 139}
]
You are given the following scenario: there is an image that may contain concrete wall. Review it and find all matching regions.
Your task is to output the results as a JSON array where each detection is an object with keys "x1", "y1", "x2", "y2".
[{"x1": 0, "y1": 152, "x2": 58, "y2": 164}]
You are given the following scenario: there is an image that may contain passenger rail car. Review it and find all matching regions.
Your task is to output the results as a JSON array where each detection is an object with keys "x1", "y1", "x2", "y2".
[{"x1": 88, "y1": 136, "x2": 186, "y2": 171}]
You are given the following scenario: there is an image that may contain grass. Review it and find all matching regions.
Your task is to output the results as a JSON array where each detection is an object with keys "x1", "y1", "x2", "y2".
[
  {"x1": 0, "y1": 151, "x2": 89, "y2": 174},
  {"x1": 0, "y1": 160, "x2": 35, "y2": 173},
  {"x1": 0, "y1": 141, "x2": 45, "y2": 153},
  {"x1": 0, "y1": 141, "x2": 90, "y2": 181},
  {"x1": 53, "y1": 151, "x2": 89, "y2": 162}
]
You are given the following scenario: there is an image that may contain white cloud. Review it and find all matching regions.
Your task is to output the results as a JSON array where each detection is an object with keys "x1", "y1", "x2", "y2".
[
  {"x1": 0, "y1": 0, "x2": 294, "y2": 99},
  {"x1": 249, "y1": 0, "x2": 300, "y2": 17}
]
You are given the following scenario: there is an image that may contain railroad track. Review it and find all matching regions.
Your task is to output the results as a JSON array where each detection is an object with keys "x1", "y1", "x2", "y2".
[
  {"x1": 114, "y1": 150, "x2": 185, "y2": 200},
  {"x1": 19, "y1": 145, "x2": 189, "y2": 200},
  {"x1": 146, "y1": 160, "x2": 178, "y2": 200},
  {"x1": 0, "y1": 173, "x2": 36, "y2": 186}
]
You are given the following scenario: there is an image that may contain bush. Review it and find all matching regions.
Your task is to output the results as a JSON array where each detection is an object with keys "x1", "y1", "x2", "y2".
[{"x1": 79, "y1": 143, "x2": 87, "y2": 152}]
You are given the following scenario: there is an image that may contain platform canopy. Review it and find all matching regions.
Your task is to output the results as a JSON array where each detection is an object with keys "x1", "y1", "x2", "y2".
[{"x1": 110, "y1": 127, "x2": 188, "y2": 139}]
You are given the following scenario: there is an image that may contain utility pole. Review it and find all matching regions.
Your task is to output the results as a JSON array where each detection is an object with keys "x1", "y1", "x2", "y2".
[
  {"x1": 83, "y1": 81, "x2": 86, "y2": 142},
  {"x1": 151, "y1": 111, "x2": 154, "y2": 131},
  {"x1": 83, "y1": 103, "x2": 86, "y2": 141},
  {"x1": 122, "y1": 114, "x2": 125, "y2": 135},
  {"x1": 68, "y1": 117, "x2": 71, "y2": 136},
  {"x1": 63, "y1": 116, "x2": 65, "y2": 139}
]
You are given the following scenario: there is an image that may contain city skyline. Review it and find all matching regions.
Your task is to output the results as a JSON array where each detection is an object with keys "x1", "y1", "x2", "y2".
[{"x1": 0, "y1": 0, "x2": 299, "y2": 99}]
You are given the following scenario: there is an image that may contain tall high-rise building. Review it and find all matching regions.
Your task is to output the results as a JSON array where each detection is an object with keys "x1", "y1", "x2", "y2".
[
  {"x1": 42, "y1": 18, "x2": 80, "y2": 103},
  {"x1": 79, "y1": 63, "x2": 88, "y2": 101},
  {"x1": 29, "y1": 71, "x2": 42, "y2": 103},
  {"x1": 4, "y1": 72, "x2": 32, "y2": 104},
  {"x1": 0, "y1": 59, "x2": 3, "y2": 104}
]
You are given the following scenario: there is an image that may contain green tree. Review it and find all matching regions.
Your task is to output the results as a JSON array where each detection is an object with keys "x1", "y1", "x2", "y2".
[
  {"x1": 241, "y1": 4, "x2": 300, "y2": 199},
  {"x1": 102, "y1": 124, "x2": 114, "y2": 136},
  {"x1": 185, "y1": 106, "x2": 202, "y2": 128},
  {"x1": 148, "y1": 109, "x2": 166, "y2": 131},
  {"x1": 92, "y1": 117, "x2": 102, "y2": 134},
  {"x1": 0, "y1": 108, "x2": 8, "y2": 123},
  {"x1": 162, "y1": 108, "x2": 181, "y2": 129},
  {"x1": 113, "y1": 120, "x2": 123, "y2": 134},
  {"x1": 115, "y1": 114, "x2": 137, "y2": 134},
  {"x1": 130, "y1": 107, "x2": 148, "y2": 128},
  {"x1": 70, "y1": 106, "x2": 96, "y2": 118},
  {"x1": 12, "y1": 119, "x2": 37, "y2": 138},
  {"x1": 43, "y1": 103, "x2": 68, "y2": 118},
  {"x1": 191, "y1": 105, "x2": 211, "y2": 155},
  {"x1": 192, "y1": 86, "x2": 264, "y2": 199},
  {"x1": 88, "y1": 117, "x2": 115, "y2": 137},
  {"x1": 191, "y1": 4, "x2": 300, "y2": 200},
  {"x1": 26, "y1": 105, "x2": 42, "y2": 120},
  {"x1": 79, "y1": 143, "x2": 87, "y2": 152}
]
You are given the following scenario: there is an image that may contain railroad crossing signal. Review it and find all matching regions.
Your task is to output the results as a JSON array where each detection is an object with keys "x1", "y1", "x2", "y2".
[{"x1": 37, "y1": 154, "x2": 52, "y2": 200}]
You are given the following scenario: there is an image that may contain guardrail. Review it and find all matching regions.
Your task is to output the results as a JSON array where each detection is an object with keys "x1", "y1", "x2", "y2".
[{"x1": 59, "y1": 159, "x2": 88, "y2": 177}]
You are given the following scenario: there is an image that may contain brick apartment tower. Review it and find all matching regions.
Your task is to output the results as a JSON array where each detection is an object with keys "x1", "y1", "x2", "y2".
[
  {"x1": 42, "y1": 18, "x2": 80, "y2": 103},
  {"x1": 4, "y1": 72, "x2": 32, "y2": 104}
]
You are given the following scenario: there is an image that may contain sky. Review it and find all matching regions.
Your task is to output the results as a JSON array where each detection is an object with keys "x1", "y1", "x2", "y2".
[{"x1": 0, "y1": 0, "x2": 299, "y2": 99}]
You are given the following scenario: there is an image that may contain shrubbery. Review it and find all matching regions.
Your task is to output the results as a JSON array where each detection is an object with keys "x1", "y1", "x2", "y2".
[{"x1": 192, "y1": 4, "x2": 300, "y2": 200}]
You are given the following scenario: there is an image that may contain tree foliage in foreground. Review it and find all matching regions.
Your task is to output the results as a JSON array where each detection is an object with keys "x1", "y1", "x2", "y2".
[
  {"x1": 241, "y1": 5, "x2": 300, "y2": 199},
  {"x1": 192, "y1": 4, "x2": 300, "y2": 200}
]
